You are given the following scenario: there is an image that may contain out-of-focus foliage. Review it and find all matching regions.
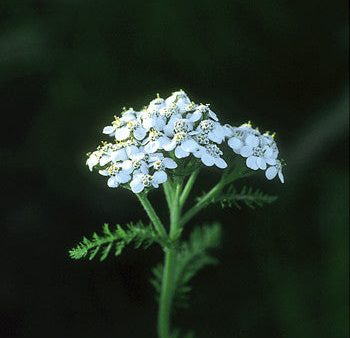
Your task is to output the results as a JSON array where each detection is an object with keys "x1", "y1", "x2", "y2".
[
  {"x1": 151, "y1": 223, "x2": 221, "y2": 309},
  {"x1": 0, "y1": 1, "x2": 348, "y2": 337}
]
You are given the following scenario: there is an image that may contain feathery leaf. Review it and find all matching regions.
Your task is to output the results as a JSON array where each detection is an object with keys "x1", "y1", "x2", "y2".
[
  {"x1": 69, "y1": 221, "x2": 160, "y2": 261},
  {"x1": 197, "y1": 185, "x2": 277, "y2": 210}
]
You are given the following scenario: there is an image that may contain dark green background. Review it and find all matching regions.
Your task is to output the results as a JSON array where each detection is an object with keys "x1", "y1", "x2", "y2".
[{"x1": 0, "y1": 1, "x2": 348, "y2": 337}]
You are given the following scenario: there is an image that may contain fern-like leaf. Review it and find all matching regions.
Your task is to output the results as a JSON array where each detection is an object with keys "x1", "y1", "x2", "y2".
[
  {"x1": 69, "y1": 221, "x2": 160, "y2": 261},
  {"x1": 198, "y1": 185, "x2": 277, "y2": 210}
]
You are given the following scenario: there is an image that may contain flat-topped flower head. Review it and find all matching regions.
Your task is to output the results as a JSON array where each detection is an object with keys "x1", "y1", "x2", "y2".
[
  {"x1": 86, "y1": 90, "x2": 285, "y2": 192},
  {"x1": 226, "y1": 122, "x2": 284, "y2": 183}
]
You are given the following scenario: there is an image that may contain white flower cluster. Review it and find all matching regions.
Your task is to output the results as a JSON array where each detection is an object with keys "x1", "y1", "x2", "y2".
[
  {"x1": 225, "y1": 122, "x2": 284, "y2": 183},
  {"x1": 86, "y1": 90, "x2": 284, "y2": 193}
]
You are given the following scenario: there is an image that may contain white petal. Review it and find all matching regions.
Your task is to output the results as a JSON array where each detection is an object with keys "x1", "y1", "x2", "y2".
[
  {"x1": 98, "y1": 170, "x2": 109, "y2": 176},
  {"x1": 264, "y1": 147, "x2": 273, "y2": 158},
  {"x1": 228, "y1": 137, "x2": 242, "y2": 150},
  {"x1": 99, "y1": 155, "x2": 111, "y2": 166},
  {"x1": 153, "y1": 170, "x2": 167, "y2": 184},
  {"x1": 111, "y1": 149, "x2": 127, "y2": 162},
  {"x1": 115, "y1": 127, "x2": 130, "y2": 140},
  {"x1": 130, "y1": 179, "x2": 144, "y2": 193},
  {"x1": 181, "y1": 139, "x2": 198, "y2": 152},
  {"x1": 122, "y1": 160, "x2": 133, "y2": 171},
  {"x1": 163, "y1": 139, "x2": 177, "y2": 151},
  {"x1": 163, "y1": 158, "x2": 177, "y2": 169},
  {"x1": 246, "y1": 156, "x2": 259, "y2": 170},
  {"x1": 132, "y1": 152, "x2": 145, "y2": 161},
  {"x1": 145, "y1": 141, "x2": 159, "y2": 153},
  {"x1": 188, "y1": 111, "x2": 202, "y2": 122},
  {"x1": 193, "y1": 148, "x2": 203, "y2": 158},
  {"x1": 266, "y1": 157, "x2": 276, "y2": 166},
  {"x1": 278, "y1": 170, "x2": 285, "y2": 183},
  {"x1": 142, "y1": 117, "x2": 154, "y2": 130},
  {"x1": 208, "y1": 109, "x2": 218, "y2": 121},
  {"x1": 140, "y1": 162, "x2": 149, "y2": 174},
  {"x1": 213, "y1": 125, "x2": 225, "y2": 141},
  {"x1": 86, "y1": 154, "x2": 99, "y2": 171},
  {"x1": 175, "y1": 146, "x2": 189, "y2": 158},
  {"x1": 223, "y1": 125, "x2": 234, "y2": 138},
  {"x1": 149, "y1": 153, "x2": 163, "y2": 162},
  {"x1": 240, "y1": 146, "x2": 253, "y2": 157},
  {"x1": 103, "y1": 126, "x2": 115, "y2": 134},
  {"x1": 257, "y1": 157, "x2": 267, "y2": 170},
  {"x1": 117, "y1": 171, "x2": 131, "y2": 183},
  {"x1": 159, "y1": 136, "x2": 171, "y2": 148},
  {"x1": 107, "y1": 176, "x2": 119, "y2": 188},
  {"x1": 208, "y1": 131, "x2": 221, "y2": 144},
  {"x1": 153, "y1": 117, "x2": 166, "y2": 131},
  {"x1": 214, "y1": 157, "x2": 227, "y2": 169},
  {"x1": 245, "y1": 134, "x2": 259, "y2": 147},
  {"x1": 265, "y1": 166, "x2": 278, "y2": 180},
  {"x1": 163, "y1": 124, "x2": 174, "y2": 137},
  {"x1": 201, "y1": 153, "x2": 215, "y2": 166},
  {"x1": 121, "y1": 111, "x2": 135, "y2": 122},
  {"x1": 134, "y1": 127, "x2": 147, "y2": 140},
  {"x1": 125, "y1": 145, "x2": 139, "y2": 157}
]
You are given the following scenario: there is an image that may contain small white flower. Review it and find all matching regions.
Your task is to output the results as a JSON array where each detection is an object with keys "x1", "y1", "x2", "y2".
[
  {"x1": 86, "y1": 151, "x2": 101, "y2": 171},
  {"x1": 103, "y1": 109, "x2": 147, "y2": 141},
  {"x1": 241, "y1": 145, "x2": 276, "y2": 171},
  {"x1": 194, "y1": 144, "x2": 227, "y2": 169},
  {"x1": 187, "y1": 104, "x2": 218, "y2": 122},
  {"x1": 226, "y1": 123, "x2": 255, "y2": 154},
  {"x1": 197, "y1": 119, "x2": 226, "y2": 144},
  {"x1": 142, "y1": 129, "x2": 171, "y2": 153},
  {"x1": 148, "y1": 97, "x2": 166, "y2": 113},
  {"x1": 150, "y1": 155, "x2": 177, "y2": 171},
  {"x1": 130, "y1": 173, "x2": 150, "y2": 193},
  {"x1": 163, "y1": 132, "x2": 199, "y2": 158},
  {"x1": 265, "y1": 160, "x2": 285, "y2": 183},
  {"x1": 106, "y1": 143, "x2": 140, "y2": 164},
  {"x1": 121, "y1": 151, "x2": 149, "y2": 175},
  {"x1": 99, "y1": 163, "x2": 132, "y2": 188},
  {"x1": 141, "y1": 109, "x2": 166, "y2": 131},
  {"x1": 163, "y1": 114, "x2": 189, "y2": 137},
  {"x1": 152, "y1": 171, "x2": 168, "y2": 187},
  {"x1": 130, "y1": 173, "x2": 164, "y2": 193},
  {"x1": 165, "y1": 90, "x2": 192, "y2": 113}
]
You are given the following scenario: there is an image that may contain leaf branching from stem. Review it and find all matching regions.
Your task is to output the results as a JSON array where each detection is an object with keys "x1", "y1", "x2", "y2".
[
  {"x1": 69, "y1": 221, "x2": 161, "y2": 261},
  {"x1": 197, "y1": 185, "x2": 277, "y2": 209}
]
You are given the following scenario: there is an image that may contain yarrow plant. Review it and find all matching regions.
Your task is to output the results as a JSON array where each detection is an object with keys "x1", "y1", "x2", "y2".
[{"x1": 70, "y1": 90, "x2": 285, "y2": 338}]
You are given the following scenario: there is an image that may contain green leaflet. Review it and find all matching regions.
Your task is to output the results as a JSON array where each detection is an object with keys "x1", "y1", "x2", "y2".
[
  {"x1": 151, "y1": 223, "x2": 221, "y2": 309},
  {"x1": 197, "y1": 184, "x2": 277, "y2": 209},
  {"x1": 69, "y1": 221, "x2": 160, "y2": 261}
]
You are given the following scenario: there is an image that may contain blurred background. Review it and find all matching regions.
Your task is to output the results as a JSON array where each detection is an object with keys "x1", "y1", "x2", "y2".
[{"x1": 0, "y1": 1, "x2": 348, "y2": 337}]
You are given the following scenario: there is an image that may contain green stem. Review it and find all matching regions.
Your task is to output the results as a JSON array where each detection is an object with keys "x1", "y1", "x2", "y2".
[
  {"x1": 158, "y1": 182, "x2": 181, "y2": 338},
  {"x1": 181, "y1": 179, "x2": 225, "y2": 227},
  {"x1": 137, "y1": 193, "x2": 167, "y2": 240},
  {"x1": 180, "y1": 170, "x2": 199, "y2": 207},
  {"x1": 181, "y1": 167, "x2": 246, "y2": 226},
  {"x1": 163, "y1": 181, "x2": 174, "y2": 212}
]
